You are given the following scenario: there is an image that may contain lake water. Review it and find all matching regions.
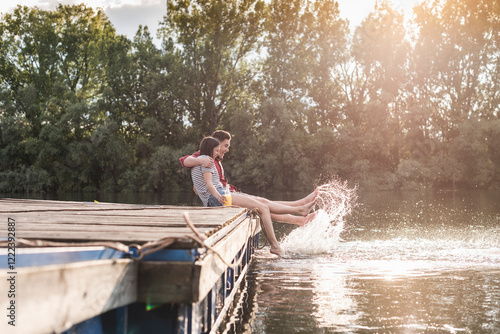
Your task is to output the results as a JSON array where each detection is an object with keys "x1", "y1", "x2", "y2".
[
  {"x1": 4, "y1": 188, "x2": 500, "y2": 333},
  {"x1": 221, "y1": 189, "x2": 500, "y2": 334}
]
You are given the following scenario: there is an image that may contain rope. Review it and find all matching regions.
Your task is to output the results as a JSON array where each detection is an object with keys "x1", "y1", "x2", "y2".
[
  {"x1": 183, "y1": 211, "x2": 258, "y2": 270},
  {"x1": 132, "y1": 237, "x2": 177, "y2": 260},
  {"x1": 249, "y1": 208, "x2": 268, "y2": 250}
]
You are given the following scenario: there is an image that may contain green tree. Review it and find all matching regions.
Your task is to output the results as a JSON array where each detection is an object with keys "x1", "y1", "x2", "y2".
[
  {"x1": 0, "y1": 5, "x2": 125, "y2": 192},
  {"x1": 412, "y1": 0, "x2": 498, "y2": 133},
  {"x1": 161, "y1": 0, "x2": 266, "y2": 136},
  {"x1": 231, "y1": 0, "x2": 348, "y2": 191},
  {"x1": 411, "y1": 0, "x2": 499, "y2": 188},
  {"x1": 334, "y1": 2, "x2": 409, "y2": 188}
]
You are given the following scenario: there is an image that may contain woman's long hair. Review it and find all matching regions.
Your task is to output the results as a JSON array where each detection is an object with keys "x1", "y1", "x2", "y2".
[{"x1": 199, "y1": 137, "x2": 220, "y2": 158}]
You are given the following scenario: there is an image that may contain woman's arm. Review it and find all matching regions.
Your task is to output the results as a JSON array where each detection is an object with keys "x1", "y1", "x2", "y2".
[{"x1": 203, "y1": 172, "x2": 225, "y2": 204}]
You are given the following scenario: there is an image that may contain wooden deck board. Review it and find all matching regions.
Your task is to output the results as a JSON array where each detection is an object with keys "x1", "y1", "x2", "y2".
[
  {"x1": 0, "y1": 259, "x2": 138, "y2": 333},
  {"x1": 0, "y1": 198, "x2": 247, "y2": 246},
  {"x1": 4, "y1": 231, "x2": 199, "y2": 243},
  {"x1": 1, "y1": 214, "x2": 227, "y2": 227},
  {"x1": 8, "y1": 222, "x2": 214, "y2": 234},
  {"x1": 1, "y1": 212, "x2": 235, "y2": 226}
]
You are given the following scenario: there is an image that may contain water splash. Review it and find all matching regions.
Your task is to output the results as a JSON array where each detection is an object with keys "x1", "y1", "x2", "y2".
[{"x1": 282, "y1": 179, "x2": 357, "y2": 254}]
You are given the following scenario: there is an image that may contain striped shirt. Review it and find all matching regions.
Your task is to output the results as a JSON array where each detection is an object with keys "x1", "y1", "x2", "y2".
[{"x1": 191, "y1": 155, "x2": 223, "y2": 206}]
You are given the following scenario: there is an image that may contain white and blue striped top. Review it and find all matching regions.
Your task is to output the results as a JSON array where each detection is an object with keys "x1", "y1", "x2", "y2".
[{"x1": 191, "y1": 155, "x2": 223, "y2": 206}]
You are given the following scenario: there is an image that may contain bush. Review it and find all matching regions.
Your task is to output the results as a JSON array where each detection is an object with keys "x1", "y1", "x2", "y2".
[{"x1": 0, "y1": 166, "x2": 52, "y2": 192}]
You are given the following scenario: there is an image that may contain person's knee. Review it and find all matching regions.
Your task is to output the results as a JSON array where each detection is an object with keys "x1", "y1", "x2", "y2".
[
  {"x1": 259, "y1": 197, "x2": 271, "y2": 205},
  {"x1": 256, "y1": 203, "x2": 270, "y2": 216}
]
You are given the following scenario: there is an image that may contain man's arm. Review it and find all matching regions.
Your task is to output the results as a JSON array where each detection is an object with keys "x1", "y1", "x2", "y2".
[
  {"x1": 183, "y1": 155, "x2": 213, "y2": 168},
  {"x1": 179, "y1": 151, "x2": 213, "y2": 168}
]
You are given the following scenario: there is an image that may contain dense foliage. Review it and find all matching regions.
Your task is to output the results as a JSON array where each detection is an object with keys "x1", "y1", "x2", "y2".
[{"x1": 1, "y1": 0, "x2": 499, "y2": 194}]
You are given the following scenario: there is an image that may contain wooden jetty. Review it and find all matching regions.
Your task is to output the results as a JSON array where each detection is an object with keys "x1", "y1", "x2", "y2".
[{"x1": 0, "y1": 198, "x2": 261, "y2": 334}]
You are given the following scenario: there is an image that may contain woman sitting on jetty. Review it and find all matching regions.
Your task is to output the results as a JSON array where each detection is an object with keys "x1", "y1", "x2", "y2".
[{"x1": 191, "y1": 136, "x2": 316, "y2": 256}]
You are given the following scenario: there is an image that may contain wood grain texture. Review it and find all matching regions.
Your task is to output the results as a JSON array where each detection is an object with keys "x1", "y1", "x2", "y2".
[
  {"x1": 0, "y1": 198, "x2": 247, "y2": 245},
  {"x1": 0, "y1": 259, "x2": 138, "y2": 334}
]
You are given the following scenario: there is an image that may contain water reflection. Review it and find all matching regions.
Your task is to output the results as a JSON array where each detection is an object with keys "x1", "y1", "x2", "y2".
[
  {"x1": 230, "y1": 190, "x2": 500, "y2": 333},
  {"x1": 246, "y1": 255, "x2": 321, "y2": 334},
  {"x1": 244, "y1": 256, "x2": 500, "y2": 333},
  {"x1": 310, "y1": 260, "x2": 359, "y2": 330},
  {"x1": 350, "y1": 269, "x2": 500, "y2": 333}
]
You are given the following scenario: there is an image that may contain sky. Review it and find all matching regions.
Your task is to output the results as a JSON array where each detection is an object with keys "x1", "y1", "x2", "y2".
[{"x1": 0, "y1": 0, "x2": 421, "y2": 46}]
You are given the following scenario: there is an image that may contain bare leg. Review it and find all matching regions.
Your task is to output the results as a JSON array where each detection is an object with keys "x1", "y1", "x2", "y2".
[
  {"x1": 275, "y1": 188, "x2": 318, "y2": 206},
  {"x1": 231, "y1": 193, "x2": 284, "y2": 256},
  {"x1": 246, "y1": 188, "x2": 318, "y2": 207},
  {"x1": 237, "y1": 193, "x2": 314, "y2": 216},
  {"x1": 271, "y1": 212, "x2": 317, "y2": 226}
]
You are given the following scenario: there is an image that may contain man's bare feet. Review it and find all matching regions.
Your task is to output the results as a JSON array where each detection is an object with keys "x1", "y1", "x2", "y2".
[
  {"x1": 297, "y1": 198, "x2": 317, "y2": 216},
  {"x1": 304, "y1": 188, "x2": 319, "y2": 203},
  {"x1": 270, "y1": 246, "x2": 284, "y2": 257}
]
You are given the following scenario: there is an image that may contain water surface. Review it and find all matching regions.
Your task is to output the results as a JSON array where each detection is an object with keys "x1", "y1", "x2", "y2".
[{"x1": 223, "y1": 190, "x2": 500, "y2": 334}]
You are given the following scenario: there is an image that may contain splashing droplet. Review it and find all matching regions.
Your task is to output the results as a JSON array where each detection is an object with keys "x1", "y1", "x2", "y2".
[{"x1": 282, "y1": 179, "x2": 357, "y2": 254}]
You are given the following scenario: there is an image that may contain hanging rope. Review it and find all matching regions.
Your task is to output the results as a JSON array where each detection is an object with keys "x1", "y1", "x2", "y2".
[
  {"x1": 249, "y1": 208, "x2": 268, "y2": 250},
  {"x1": 183, "y1": 211, "x2": 259, "y2": 270},
  {"x1": 131, "y1": 237, "x2": 177, "y2": 260}
]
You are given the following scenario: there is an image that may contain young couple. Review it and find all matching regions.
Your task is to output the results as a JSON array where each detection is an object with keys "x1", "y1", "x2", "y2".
[{"x1": 180, "y1": 130, "x2": 317, "y2": 256}]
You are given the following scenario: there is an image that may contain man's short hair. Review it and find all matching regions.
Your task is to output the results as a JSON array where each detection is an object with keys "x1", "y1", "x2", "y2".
[{"x1": 212, "y1": 130, "x2": 231, "y2": 142}]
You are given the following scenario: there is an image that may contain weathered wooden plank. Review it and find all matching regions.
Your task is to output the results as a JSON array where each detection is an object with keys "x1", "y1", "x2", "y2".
[
  {"x1": 1, "y1": 207, "x2": 239, "y2": 216},
  {"x1": 4, "y1": 230, "x2": 199, "y2": 242},
  {"x1": 0, "y1": 259, "x2": 138, "y2": 334},
  {"x1": 0, "y1": 199, "x2": 247, "y2": 246},
  {"x1": 202, "y1": 211, "x2": 251, "y2": 248},
  {"x1": 0, "y1": 212, "x2": 239, "y2": 225},
  {"x1": 0, "y1": 199, "x2": 153, "y2": 212},
  {"x1": 0, "y1": 198, "x2": 241, "y2": 213},
  {"x1": 0, "y1": 223, "x2": 214, "y2": 234}
]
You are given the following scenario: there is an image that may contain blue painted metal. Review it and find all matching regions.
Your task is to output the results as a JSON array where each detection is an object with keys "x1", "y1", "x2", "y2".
[
  {"x1": 141, "y1": 248, "x2": 201, "y2": 262},
  {"x1": 0, "y1": 242, "x2": 202, "y2": 269},
  {"x1": 115, "y1": 306, "x2": 128, "y2": 334},
  {"x1": 227, "y1": 266, "x2": 234, "y2": 294},
  {"x1": 0, "y1": 247, "x2": 124, "y2": 268},
  {"x1": 61, "y1": 315, "x2": 103, "y2": 334}
]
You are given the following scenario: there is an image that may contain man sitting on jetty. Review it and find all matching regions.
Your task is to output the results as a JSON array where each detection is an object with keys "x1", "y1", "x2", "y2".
[{"x1": 179, "y1": 130, "x2": 317, "y2": 226}]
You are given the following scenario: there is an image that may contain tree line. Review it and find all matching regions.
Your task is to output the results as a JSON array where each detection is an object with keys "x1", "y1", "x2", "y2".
[{"x1": 0, "y1": 0, "x2": 499, "y2": 194}]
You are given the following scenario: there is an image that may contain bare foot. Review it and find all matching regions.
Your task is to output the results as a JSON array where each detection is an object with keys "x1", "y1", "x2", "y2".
[
  {"x1": 298, "y1": 198, "x2": 317, "y2": 216},
  {"x1": 302, "y1": 211, "x2": 317, "y2": 226},
  {"x1": 289, "y1": 211, "x2": 318, "y2": 226},
  {"x1": 303, "y1": 188, "x2": 319, "y2": 203},
  {"x1": 270, "y1": 246, "x2": 284, "y2": 257}
]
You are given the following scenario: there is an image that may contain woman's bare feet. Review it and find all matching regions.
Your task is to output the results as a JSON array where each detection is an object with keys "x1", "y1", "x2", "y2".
[
  {"x1": 302, "y1": 211, "x2": 317, "y2": 226},
  {"x1": 286, "y1": 211, "x2": 318, "y2": 226}
]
